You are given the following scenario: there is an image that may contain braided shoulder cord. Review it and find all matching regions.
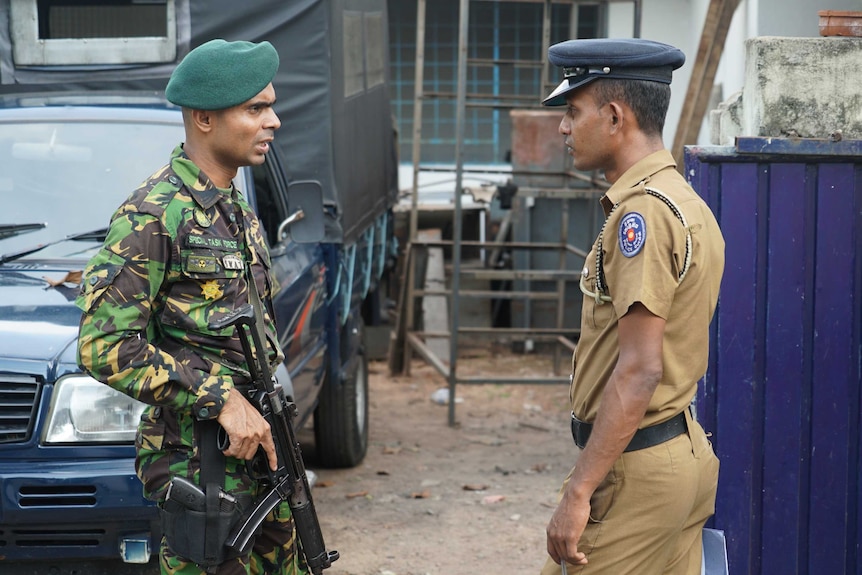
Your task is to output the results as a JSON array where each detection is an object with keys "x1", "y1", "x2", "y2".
[
  {"x1": 644, "y1": 186, "x2": 693, "y2": 283},
  {"x1": 582, "y1": 186, "x2": 692, "y2": 305},
  {"x1": 593, "y1": 203, "x2": 620, "y2": 299}
]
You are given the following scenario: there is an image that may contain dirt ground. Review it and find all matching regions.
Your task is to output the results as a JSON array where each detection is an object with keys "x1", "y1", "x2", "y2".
[{"x1": 304, "y1": 349, "x2": 574, "y2": 575}]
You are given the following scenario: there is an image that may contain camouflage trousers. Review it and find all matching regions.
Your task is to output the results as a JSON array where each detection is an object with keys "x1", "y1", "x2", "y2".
[
  {"x1": 158, "y1": 500, "x2": 306, "y2": 575},
  {"x1": 136, "y1": 407, "x2": 307, "y2": 575}
]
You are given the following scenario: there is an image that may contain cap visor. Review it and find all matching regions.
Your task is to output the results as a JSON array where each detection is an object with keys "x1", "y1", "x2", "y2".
[
  {"x1": 542, "y1": 76, "x2": 596, "y2": 107},
  {"x1": 542, "y1": 79, "x2": 571, "y2": 107}
]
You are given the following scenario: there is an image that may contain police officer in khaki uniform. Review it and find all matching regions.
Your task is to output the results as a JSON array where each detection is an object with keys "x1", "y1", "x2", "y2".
[
  {"x1": 78, "y1": 40, "x2": 306, "y2": 574},
  {"x1": 538, "y1": 39, "x2": 725, "y2": 574}
]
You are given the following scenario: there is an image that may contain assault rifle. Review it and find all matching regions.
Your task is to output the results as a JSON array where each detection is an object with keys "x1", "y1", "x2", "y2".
[{"x1": 209, "y1": 304, "x2": 338, "y2": 574}]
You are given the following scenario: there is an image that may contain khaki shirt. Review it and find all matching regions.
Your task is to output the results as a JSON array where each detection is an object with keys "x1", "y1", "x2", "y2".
[{"x1": 571, "y1": 150, "x2": 725, "y2": 427}]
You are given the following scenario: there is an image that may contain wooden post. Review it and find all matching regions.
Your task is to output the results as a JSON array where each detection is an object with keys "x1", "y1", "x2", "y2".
[{"x1": 671, "y1": 0, "x2": 742, "y2": 169}]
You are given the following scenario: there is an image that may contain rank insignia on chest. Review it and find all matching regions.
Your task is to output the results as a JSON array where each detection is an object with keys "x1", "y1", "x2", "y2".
[
  {"x1": 618, "y1": 212, "x2": 646, "y2": 257},
  {"x1": 222, "y1": 254, "x2": 245, "y2": 270},
  {"x1": 201, "y1": 279, "x2": 223, "y2": 300}
]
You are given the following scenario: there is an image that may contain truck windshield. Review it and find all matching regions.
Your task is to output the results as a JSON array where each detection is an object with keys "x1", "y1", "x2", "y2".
[{"x1": 0, "y1": 119, "x2": 184, "y2": 259}]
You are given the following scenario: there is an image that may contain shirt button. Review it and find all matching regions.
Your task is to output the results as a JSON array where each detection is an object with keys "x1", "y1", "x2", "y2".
[
  {"x1": 198, "y1": 407, "x2": 210, "y2": 418},
  {"x1": 168, "y1": 176, "x2": 179, "y2": 185}
]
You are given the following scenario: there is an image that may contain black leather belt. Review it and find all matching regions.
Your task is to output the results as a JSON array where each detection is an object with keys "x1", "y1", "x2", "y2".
[{"x1": 570, "y1": 411, "x2": 687, "y2": 452}]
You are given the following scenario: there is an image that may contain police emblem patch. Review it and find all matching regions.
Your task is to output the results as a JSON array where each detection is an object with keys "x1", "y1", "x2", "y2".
[{"x1": 618, "y1": 212, "x2": 646, "y2": 257}]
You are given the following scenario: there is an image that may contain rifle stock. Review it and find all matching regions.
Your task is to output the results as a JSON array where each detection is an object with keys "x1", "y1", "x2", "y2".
[{"x1": 209, "y1": 304, "x2": 338, "y2": 574}]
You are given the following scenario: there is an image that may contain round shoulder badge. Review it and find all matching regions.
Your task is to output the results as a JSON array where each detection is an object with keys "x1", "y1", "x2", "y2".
[{"x1": 618, "y1": 212, "x2": 646, "y2": 257}]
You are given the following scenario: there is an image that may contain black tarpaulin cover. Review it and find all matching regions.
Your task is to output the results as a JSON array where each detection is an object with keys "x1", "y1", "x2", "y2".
[{"x1": 0, "y1": 0, "x2": 397, "y2": 244}]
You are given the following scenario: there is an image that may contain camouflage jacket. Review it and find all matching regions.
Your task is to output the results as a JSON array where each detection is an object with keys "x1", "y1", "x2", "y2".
[{"x1": 77, "y1": 145, "x2": 283, "y2": 421}]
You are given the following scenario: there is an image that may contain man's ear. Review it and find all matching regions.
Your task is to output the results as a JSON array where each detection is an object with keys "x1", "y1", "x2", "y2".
[
  {"x1": 191, "y1": 109, "x2": 214, "y2": 133},
  {"x1": 608, "y1": 101, "x2": 624, "y2": 133}
]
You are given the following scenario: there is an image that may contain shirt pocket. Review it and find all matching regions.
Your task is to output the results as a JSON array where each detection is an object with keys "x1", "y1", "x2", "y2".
[
  {"x1": 249, "y1": 241, "x2": 275, "y2": 296},
  {"x1": 136, "y1": 405, "x2": 165, "y2": 454},
  {"x1": 77, "y1": 249, "x2": 125, "y2": 314},
  {"x1": 159, "y1": 248, "x2": 244, "y2": 336},
  {"x1": 251, "y1": 240, "x2": 271, "y2": 269}
]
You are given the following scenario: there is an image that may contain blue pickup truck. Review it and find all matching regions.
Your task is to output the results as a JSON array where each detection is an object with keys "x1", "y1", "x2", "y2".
[
  {"x1": 0, "y1": 90, "x2": 392, "y2": 572},
  {"x1": 0, "y1": 0, "x2": 397, "y2": 571}
]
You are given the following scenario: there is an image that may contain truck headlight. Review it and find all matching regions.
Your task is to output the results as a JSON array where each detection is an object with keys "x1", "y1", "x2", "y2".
[{"x1": 43, "y1": 375, "x2": 147, "y2": 444}]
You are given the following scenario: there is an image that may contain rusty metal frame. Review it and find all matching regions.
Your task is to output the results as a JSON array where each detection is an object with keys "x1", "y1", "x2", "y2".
[{"x1": 397, "y1": 0, "x2": 641, "y2": 426}]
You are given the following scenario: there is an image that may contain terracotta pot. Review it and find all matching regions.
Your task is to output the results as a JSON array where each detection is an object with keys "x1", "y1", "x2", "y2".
[{"x1": 819, "y1": 10, "x2": 862, "y2": 37}]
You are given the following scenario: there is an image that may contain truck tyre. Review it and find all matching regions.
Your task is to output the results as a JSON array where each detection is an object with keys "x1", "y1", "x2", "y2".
[{"x1": 314, "y1": 320, "x2": 369, "y2": 468}]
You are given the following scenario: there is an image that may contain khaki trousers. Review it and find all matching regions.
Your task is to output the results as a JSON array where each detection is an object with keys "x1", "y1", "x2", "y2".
[{"x1": 540, "y1": 410, "x2": 719, "y2": 575}]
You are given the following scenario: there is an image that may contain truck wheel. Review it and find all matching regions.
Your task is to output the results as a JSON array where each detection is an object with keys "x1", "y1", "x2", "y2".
[{"x1": 314, "y1": 330, "x2": 369, "y2": 468}]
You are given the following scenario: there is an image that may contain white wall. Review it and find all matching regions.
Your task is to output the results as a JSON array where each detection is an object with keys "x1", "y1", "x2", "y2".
[
  {"x1": 606, "y1": 0, "x2": 862, "y2": 146},
  {"x1": 607, "y1": 0, "x2": 698, "y2": 147},
  {"x1": 759, "y1": 0, "x2": 861, "y2": 36}
]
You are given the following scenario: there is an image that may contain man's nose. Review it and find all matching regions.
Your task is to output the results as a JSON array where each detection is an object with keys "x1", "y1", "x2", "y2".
[
  {"x1": 558, "y1": 117, "x2": 569, "y2": 135},
  {"x1": 267, "y1": 109, "x2": 281, "y2": 131}
]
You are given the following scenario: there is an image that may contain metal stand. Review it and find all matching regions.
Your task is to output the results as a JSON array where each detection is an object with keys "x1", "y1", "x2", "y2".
[{"x1": 390, "y1": 0, "x2": 642, "y2": 425}]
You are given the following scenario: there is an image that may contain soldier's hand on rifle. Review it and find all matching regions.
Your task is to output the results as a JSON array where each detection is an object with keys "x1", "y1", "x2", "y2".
[{"x1": 217, "y1": 387, "x2": 278, "y2": 471}]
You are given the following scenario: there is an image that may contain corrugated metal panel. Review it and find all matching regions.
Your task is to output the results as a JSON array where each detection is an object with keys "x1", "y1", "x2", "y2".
[{"x1": 686, "y1": 139, "x2": 862, "y2": 575}]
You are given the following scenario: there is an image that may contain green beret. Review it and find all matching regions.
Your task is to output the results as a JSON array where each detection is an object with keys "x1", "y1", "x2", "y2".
[{"x1": 166, "y1": 39, "x2": 279, "y2": 110}]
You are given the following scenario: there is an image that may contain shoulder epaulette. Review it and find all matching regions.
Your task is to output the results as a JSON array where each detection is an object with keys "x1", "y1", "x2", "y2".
[{"x1": 123, "y1": 165, "x2": 184, "y2": 220}]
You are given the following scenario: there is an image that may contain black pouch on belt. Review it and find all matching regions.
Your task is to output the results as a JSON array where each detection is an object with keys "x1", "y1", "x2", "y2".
[
  {"x1": 159, "y1": 420, "x2": 253, "y2": 571},
  {"x1": 160, "y1": 489, "x2": 250, "y2": 569}
]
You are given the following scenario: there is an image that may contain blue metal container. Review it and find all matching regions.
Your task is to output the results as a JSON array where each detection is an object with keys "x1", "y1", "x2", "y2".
[{"x1": 686, "y1": 138, "x2": 861, "y2": 575}]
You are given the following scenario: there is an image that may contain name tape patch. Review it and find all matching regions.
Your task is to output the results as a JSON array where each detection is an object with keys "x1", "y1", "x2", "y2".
[
  {"x1": 618, "y1": 212, "x2": 646, "y2": 257},
  {"x1": 187, "y1": 234, "x2": 240, "y2": 251}
]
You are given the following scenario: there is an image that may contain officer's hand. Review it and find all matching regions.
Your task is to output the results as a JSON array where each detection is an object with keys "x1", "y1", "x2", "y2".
[
  {"x1": 217, "y1": 387, "x2": 278, "y2": 471},
  {"x1": 546, "y1": 488, "x2": 590, "y2": 568}
]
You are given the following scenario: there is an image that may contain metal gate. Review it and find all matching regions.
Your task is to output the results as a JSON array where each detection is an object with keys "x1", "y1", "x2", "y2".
[{"x1": 686, "y1": 137, "x2": 862, "y2": 575}]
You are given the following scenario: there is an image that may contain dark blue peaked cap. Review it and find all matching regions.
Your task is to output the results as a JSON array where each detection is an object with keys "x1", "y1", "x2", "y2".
[{"x1": 542, "y1": 38, "x2": 685, "y2": 106}]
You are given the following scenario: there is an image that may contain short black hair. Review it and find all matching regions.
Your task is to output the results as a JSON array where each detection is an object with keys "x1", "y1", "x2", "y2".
[{"x1": 592, "y1": 79, "x2": 671, "y2": 137}]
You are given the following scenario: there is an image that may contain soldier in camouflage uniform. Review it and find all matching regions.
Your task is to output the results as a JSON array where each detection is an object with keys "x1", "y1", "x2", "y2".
[{"x1": 77, "y1": 39, "x2": 306, "y2": 575}]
